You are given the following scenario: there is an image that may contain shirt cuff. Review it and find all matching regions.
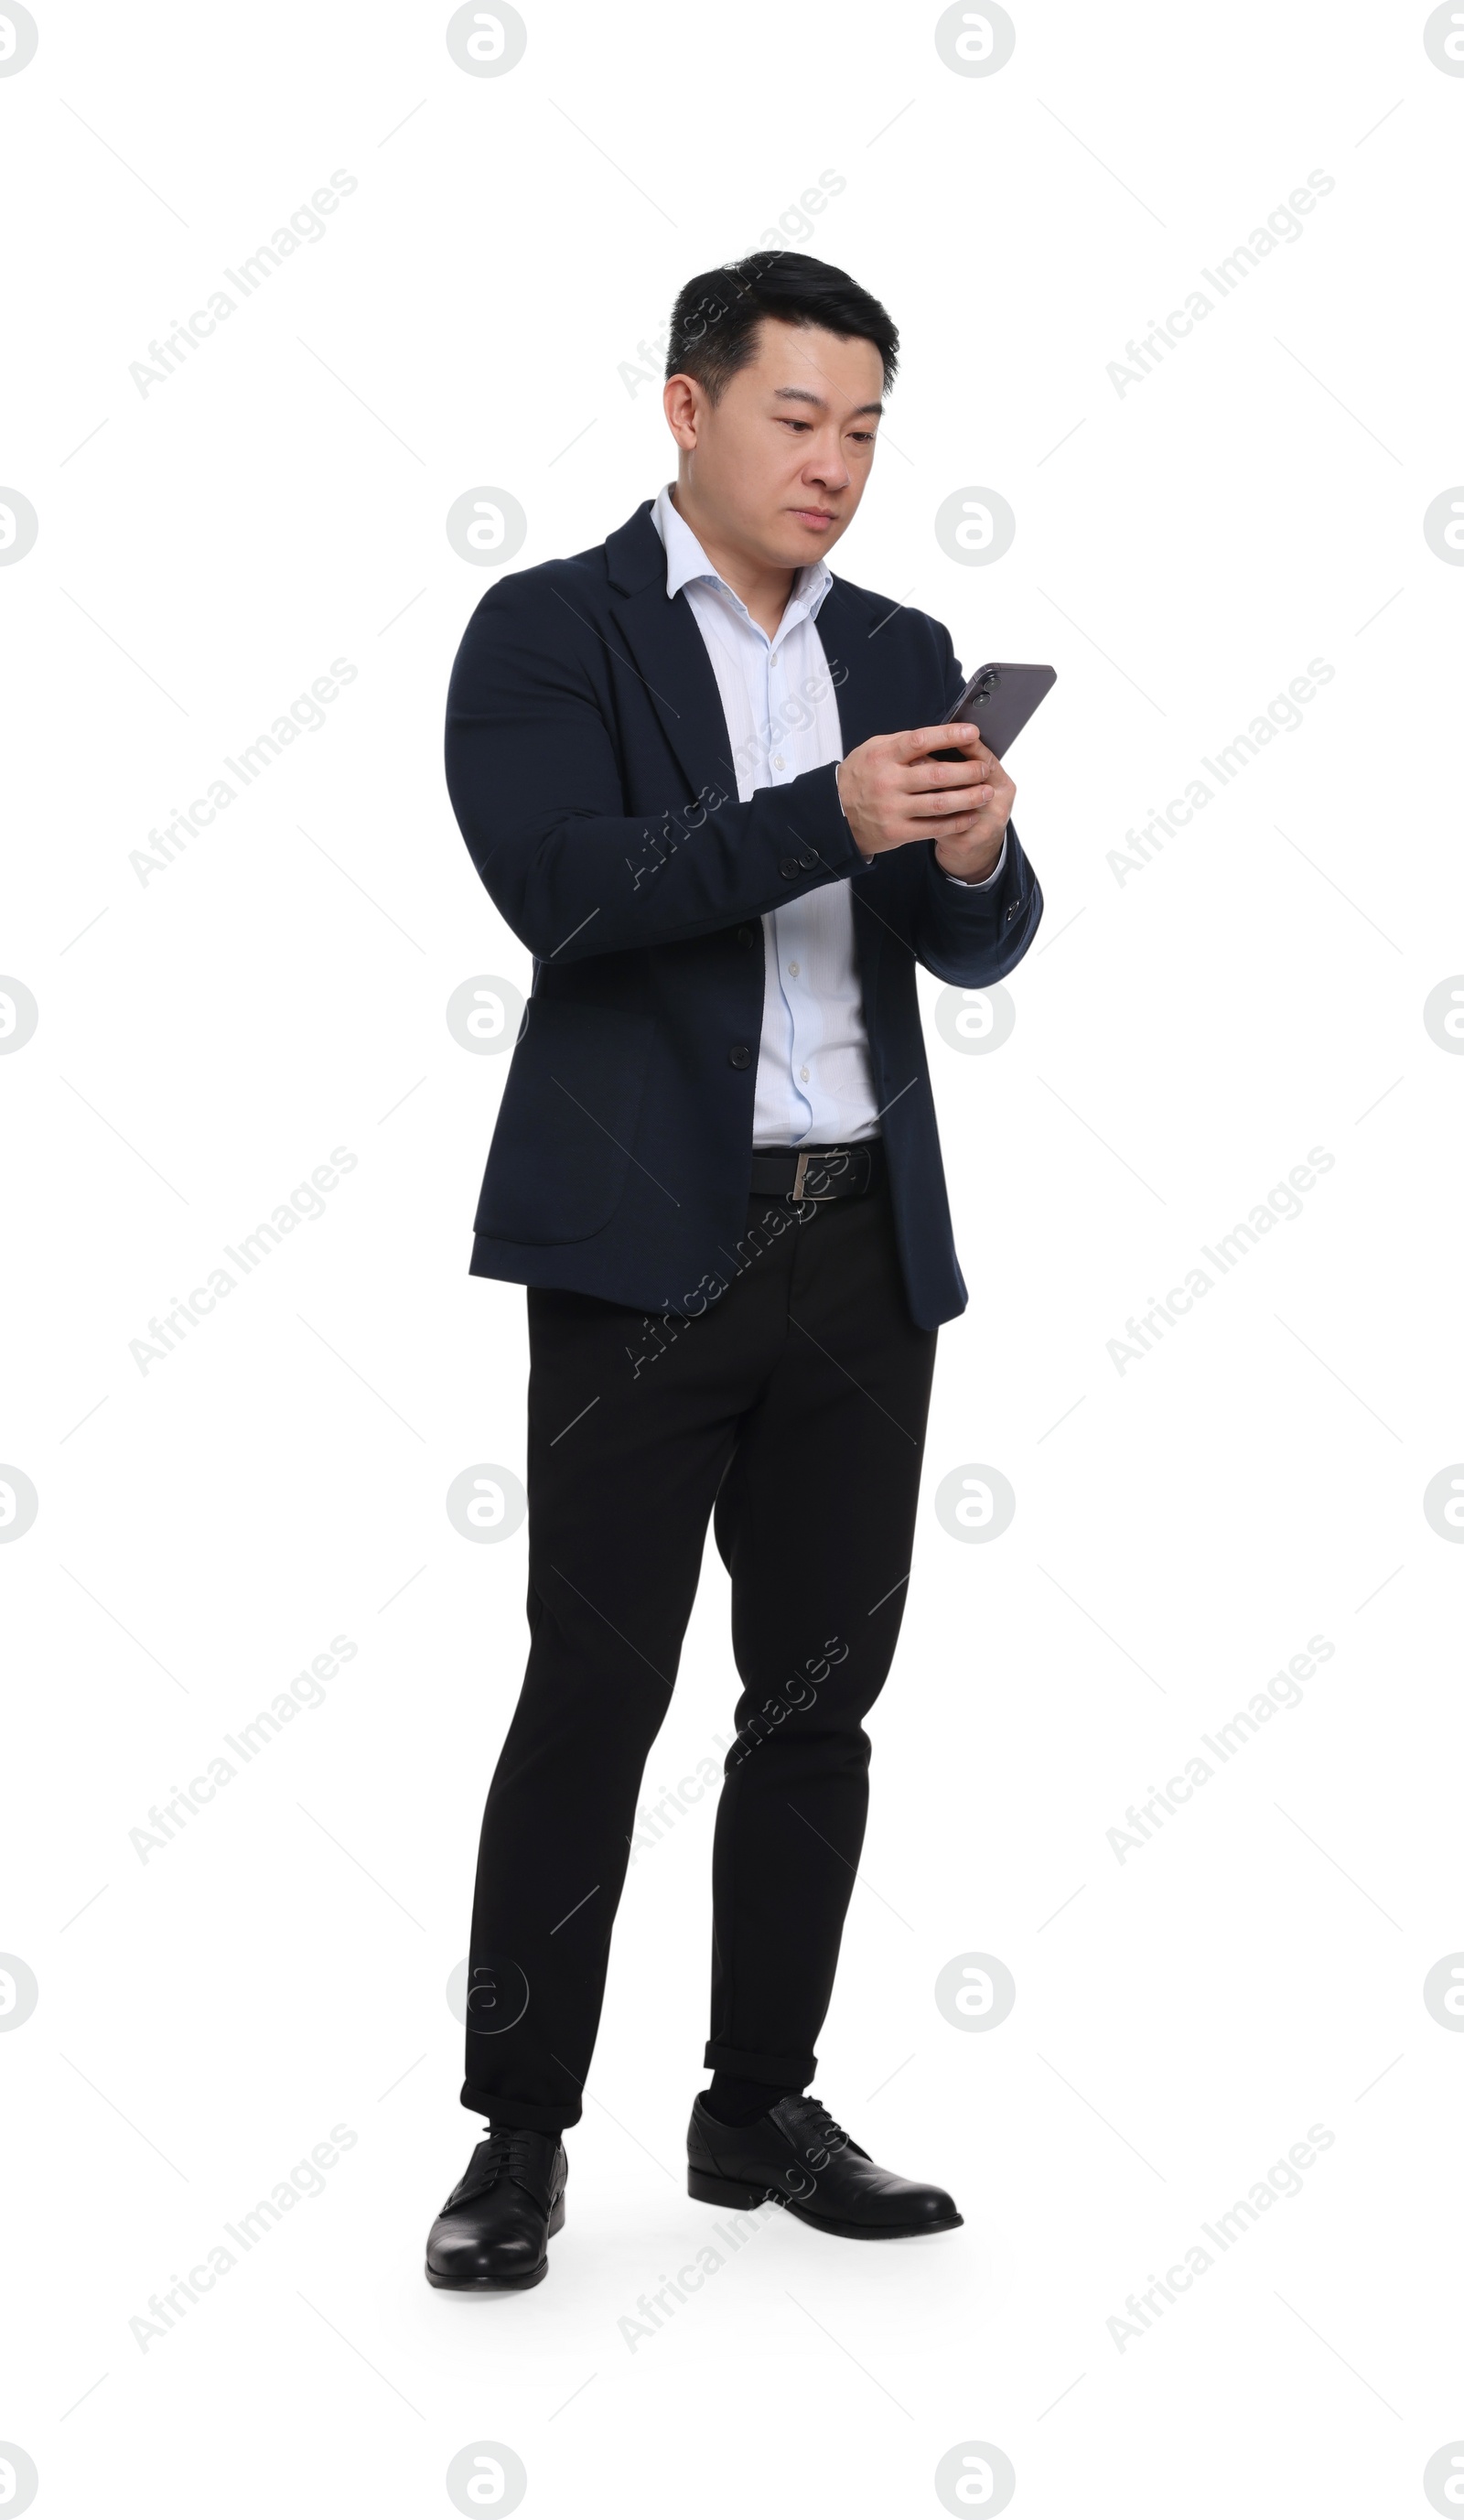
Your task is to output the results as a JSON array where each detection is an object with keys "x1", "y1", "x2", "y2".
[
  {"x1": 834, "y1": 762, "x2": 878, "y2": 870},
  {"x1": 944, "y1": 830, "x2": 1008, "y2": 889}
]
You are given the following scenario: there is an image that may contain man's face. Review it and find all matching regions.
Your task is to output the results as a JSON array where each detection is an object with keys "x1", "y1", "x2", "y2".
[{"x1": 666, "y1": 316, "x2": 885, "y2": 569}]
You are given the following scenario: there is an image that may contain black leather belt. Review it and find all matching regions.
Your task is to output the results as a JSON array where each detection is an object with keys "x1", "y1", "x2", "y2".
[{"x1": 747, "y1": 1141, "x2": 885, "y2": 1202}]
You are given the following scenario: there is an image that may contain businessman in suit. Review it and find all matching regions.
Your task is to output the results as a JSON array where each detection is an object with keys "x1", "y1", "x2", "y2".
[{"x1": 425, "y1": 251, "x2": 1042, "y2": 2289}]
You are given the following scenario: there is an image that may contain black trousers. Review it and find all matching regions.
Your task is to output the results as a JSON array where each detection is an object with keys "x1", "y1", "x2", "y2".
[{"x1": 461, "y1": 1168, "x2": 938, "y2": 2132}]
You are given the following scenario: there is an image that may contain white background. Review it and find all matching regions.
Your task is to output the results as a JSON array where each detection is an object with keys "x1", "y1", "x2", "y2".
[{"x1": 4, "y1": 2, "x2": 1464, "y2": 2513}]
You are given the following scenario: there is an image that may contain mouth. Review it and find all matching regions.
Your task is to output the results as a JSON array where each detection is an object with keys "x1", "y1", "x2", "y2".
[{"x1": 790, "y1": 507, "x2": 837, "y2": 530}]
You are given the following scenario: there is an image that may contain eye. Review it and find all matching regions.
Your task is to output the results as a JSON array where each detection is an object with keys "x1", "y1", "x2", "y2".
[{"x1": 778, "y1": 417, "x2": 813, "y2": 431}]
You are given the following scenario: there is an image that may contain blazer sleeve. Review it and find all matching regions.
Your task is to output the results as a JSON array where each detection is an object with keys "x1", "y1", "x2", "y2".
[
  {"x1": 445, "y1": 574, "x2": 869, "y2": 962},
  {"x1": 903, "y1": 819, "x2": 1043, "y2": 985},
  {"x1": 892, "y1": 628, "x2": 1045, "y2": 985}
]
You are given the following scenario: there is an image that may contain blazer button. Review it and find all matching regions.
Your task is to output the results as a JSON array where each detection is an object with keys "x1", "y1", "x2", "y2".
[
  {"x1": 728, "y1": 1045, "x2": 751, "y2": 1070},
  {"x1": 779, "y1": 856, "x2": 800, "y2": 878},
  {"x1": 737, "y1": 925, "x2": 755, "y2": 947},
  {"x1": 796, "y1": 849, "x2": 818, "y2": 870}
]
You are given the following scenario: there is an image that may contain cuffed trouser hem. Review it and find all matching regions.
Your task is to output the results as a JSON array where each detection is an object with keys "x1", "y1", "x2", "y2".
[
  {"x1": 460, "y1": 2079, "x2": 580, "y2": 2134},
  {"x1": 703, "y1": 2041, "x2": 818, "y2": 2084}
]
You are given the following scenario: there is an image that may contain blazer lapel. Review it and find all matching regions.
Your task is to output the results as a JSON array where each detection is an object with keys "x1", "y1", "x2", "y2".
[
  {"x1": 605, "y1": 501, "x2": 738, "y2": 809},
  {"x1": 811, "y1": 576, "x2": 884, "y2": 757},
  {"x1": 813, "y1": 576, "x2": 905, "y2": 996},
  {"x1": 600, "y1": 505, "x2": 904, "y2": 998}
]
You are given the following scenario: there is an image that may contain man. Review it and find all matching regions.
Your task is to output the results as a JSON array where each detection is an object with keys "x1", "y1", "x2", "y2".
[{"x1": 425, "y1": 251, "x2": 1042, "y2": 2290}]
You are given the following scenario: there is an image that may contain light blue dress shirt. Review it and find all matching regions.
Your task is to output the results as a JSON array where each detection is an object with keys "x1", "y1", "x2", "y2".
[{"x1": 649, "y1": 481, "x2": 1006, "y2": 1148}]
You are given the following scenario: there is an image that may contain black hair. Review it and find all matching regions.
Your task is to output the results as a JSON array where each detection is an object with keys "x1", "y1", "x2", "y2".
[{"x1": 664, "y1": 251, "x2": 899, "y2": 404}]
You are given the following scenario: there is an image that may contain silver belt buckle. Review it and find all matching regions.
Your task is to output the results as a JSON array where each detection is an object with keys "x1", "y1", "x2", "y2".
[{"x1": 791, "y1": 1148, "x2": 845, "y2": 1201}]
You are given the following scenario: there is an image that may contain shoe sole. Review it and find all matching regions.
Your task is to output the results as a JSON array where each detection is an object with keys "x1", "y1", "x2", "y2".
[
  {"x1": 687, "y1": 2166, "x2": 963, "y2": 2240},
  {"x1": 424, "y1": 2194, "x2": 565, "y2": 2289}
]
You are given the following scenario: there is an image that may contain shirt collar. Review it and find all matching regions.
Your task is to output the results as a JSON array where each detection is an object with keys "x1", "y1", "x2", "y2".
[{"x1": 649, "y1": 480, "x2": 833, "y2": 632}]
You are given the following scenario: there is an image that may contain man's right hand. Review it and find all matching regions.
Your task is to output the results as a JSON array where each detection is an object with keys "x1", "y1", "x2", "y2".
[{"x1": 835, "y1": 722, "x2": 998, "y2": 860}]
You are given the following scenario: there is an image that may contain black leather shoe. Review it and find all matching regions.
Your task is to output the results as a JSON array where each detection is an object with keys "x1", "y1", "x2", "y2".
[
  {"x1": 425, "y1": 2127, "x2": 567, "y2": 2289},
  {"x1": 687, "y1": 2093, "x2": 962, "y2": 2240}
]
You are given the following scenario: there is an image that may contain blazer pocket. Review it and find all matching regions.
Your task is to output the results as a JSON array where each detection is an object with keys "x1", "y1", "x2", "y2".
[{"x1": 473, "y1": 996, "x2": 652, "y2": 1245}]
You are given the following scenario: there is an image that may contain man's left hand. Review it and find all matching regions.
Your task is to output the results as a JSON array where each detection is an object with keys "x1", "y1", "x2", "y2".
[{"x1": 929, "y1": 730, "x2": 1015, "y2": 882}]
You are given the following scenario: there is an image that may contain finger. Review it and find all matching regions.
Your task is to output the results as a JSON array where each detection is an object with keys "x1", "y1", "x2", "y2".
[
  {"x1": 907, "y1": 813, "x2": 982, "y2": 844},
  {"x1": 906, "y1": 758, "x2": 992, "y2": 792},
  {"x1": 927, "y1": 736, "x2": 993, "y2": 776},
  {"x1": 898, "y1": 722, "x2": 982, "y2": 760},
  {"x1": 910, "y1": 783, "x2": 996, "y2": 818},
  {"x1": 907, "y1": 786, "x2": 987, "y2": 816}
]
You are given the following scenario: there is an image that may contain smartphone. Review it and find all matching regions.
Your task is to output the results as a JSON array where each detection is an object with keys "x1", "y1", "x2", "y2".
[{"x1": 931, "y1": 662, "x2": 1057, "y2": 762}]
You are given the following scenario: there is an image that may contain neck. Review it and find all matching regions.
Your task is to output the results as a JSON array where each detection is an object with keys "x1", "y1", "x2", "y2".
[{"x1": 669, "y1": 480, "x2": 797, "y2": 640}]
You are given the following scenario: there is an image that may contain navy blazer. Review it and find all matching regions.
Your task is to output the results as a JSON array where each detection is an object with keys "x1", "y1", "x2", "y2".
[{"x1": 444, "y1": 497, "x2": 1043, "y2": 1330}]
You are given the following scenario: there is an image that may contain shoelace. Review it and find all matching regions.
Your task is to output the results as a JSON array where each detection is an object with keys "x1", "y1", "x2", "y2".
[
  {"x1": 780, "y1": 2095, "x2": 852, "y2": 2157},
  {"x1": 453, "y1": 2126, "x2": 542, "y2": 2206},
  {"x1": 479, "y1": 2127, "x2": 539, "y2": 2179}
]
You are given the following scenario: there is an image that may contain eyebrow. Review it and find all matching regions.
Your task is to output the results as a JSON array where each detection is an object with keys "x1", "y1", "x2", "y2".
[{"x1": 770, "y1": 386, "x2": 885, "y2": 420}]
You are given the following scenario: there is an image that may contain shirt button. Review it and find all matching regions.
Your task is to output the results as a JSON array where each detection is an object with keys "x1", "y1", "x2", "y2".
[
  {"x1": 772, "y1": 753, "x2": 785, "y2": 770},
  {"x1": 800, "y1": 1065, "x2": 810, "y2": 1082},
  {"x1": 788, "y1": 961, "x2": 800, "y2": 977},
  {"x1": 729, "y1": 1045, "x2": 751, "y2": 1070}
]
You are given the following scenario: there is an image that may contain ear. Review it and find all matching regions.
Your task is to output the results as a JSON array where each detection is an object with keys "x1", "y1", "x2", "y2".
[{"x1": 662, "y1": 374, "x2": 701, "y2": 449}]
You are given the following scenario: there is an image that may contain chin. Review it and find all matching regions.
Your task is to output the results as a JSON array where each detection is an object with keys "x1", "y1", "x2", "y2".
[{"x1": 779, "y1": 522, "x2": 838, "y2": 558}]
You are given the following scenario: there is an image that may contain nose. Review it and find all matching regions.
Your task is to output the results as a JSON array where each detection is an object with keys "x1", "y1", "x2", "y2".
[{"x1": 806, "y1": 441, "x2": 850, "y2": 494}]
